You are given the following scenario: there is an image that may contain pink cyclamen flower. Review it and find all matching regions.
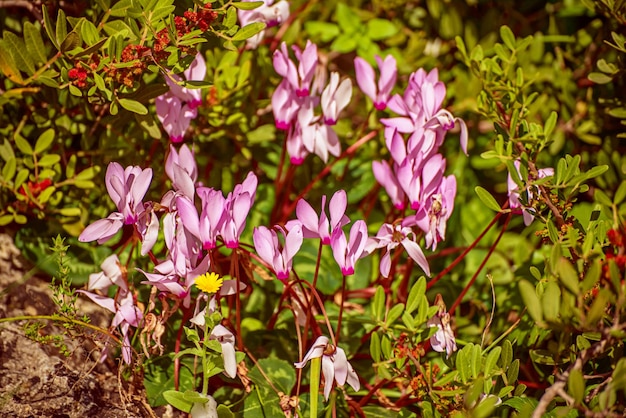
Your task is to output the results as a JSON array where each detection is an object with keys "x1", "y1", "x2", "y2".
[
  {"x1": 273, "y1": 41, "x2": 318, "y2": 97},
  {"x1": 77, "y1": 255, "x2": 142, "y2": 364},
  {"x1": 156, "y1": 53, "x2": 206, "y2": 142},
  {"x1": 320, "y1": 72, "x2": 352, "y2": 125},
  {"x1": 372, "y1": 160, "x2": 406, "y2": 210},
  {"x1": 412, "y1": 174, "x2": 457, "y2": 251},
  {"x1": 296, "y1": 189, "x2": 349, "y2": 244},
  {"x1": 272, "y1": 80, "x2": 301, "y2": 130},
  {"x1": 253, "y1": 223, "x2": 303, "y2": 282},
  {"x1": 155, "y1": 96, "x2": 197, "y2": 143},
  {"x1": 507, "y1": 160, "x2": 554, "y2": 226},
  {"x1": 427, "y1": 296, "x2": 457, "y2": 358},
  {"x1": 221, "y1": 172, "x2": 258, "y2": 248},
  {"x1": 330, "y1": 220, "x2": 368, "y2": 276},
  {"x1": 294, "y1": 336, "x2": 360, "y2": 401},
  {"x1": 365, "y1": 223, "x2": 430, "y2": 278},
  {"x1": 211, "y1": 324, "x2": 237, "y2": 379},
  {"x1": 79, "y1": 163, "x2": 152, "y2": 244},
  {"x1": 238, "y1": 0, "x2": 290, "y2": 48},
  {"x1": 165, "y1": 143, "x2": 198, "y2": 199},
  {"x1": 297, "y1": 99, "x2": 341, "y2": 163},
  {"x1": 354, "y1": 55, "x2": 397, "y2": 110},
  {"x1": 105, "y1": 162, "x2": 153, "y2": 225}
]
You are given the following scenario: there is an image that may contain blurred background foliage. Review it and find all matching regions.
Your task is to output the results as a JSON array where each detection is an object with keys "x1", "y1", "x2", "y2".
[{"x1": 2, "y1": 0, "x2": 626, "y2": 416}]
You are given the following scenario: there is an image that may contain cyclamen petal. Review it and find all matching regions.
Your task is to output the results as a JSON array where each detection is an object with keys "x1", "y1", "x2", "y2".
[
  {"x1": 321, "y1": 72, "x2": 352, "y2": 125},
  {"x1": 354, "y1": 55, "x2": 397, "y2": 110},
  {"x1": 354, "y1": 57, "x2": 377, "y2": 104},
  {"x1": 330, "y1": 220, "x2": 368, "y2": 275},
  {"x1": 294, "y1": 336, "x2": 360, "y2": 401},
  {"x1": 79, "y1": 212, "x2": 124, "y2": 244},
  {"x1": 211, "y1": 325, "x2": 237, "y2": 378}
]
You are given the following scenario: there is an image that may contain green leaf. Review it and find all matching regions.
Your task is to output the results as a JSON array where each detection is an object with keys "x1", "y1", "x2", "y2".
[
  {"x1": 38, "y1": 185, "x2": 56, "y2": 203},
  {"x1": 38, "y1": 154, "x2": 61, "y2": 167},
  {"x1": 456, "y1": 346, "x2": 471, "y2": 384},
  {"x1": 304, "y1": 21, "x2": 340, "y2": 42},
  {"x1": 34, "y1": 128, "x2": 55, "y2": 154},
  {"x1": 366, "y1": 19, "x2": 397, "y2": 41},
  {"x1": 500, "y1": 25, "x2": 516, "y2": 50},
  {"x1": 500, "y1": 340, "x2": 513, "y2": 369},
  {"x1": 56, "y1": 8, "x2": 68, "y2": 48},
  {"x1": 507, "y1": 359, "x2": 520, "y2": 383},
  {"x1": 335, "y1": 3, "x2": 360, "y2": 33},
  {"x1": 24, "y1": 22, "x2": 48, "y2": 65},
  {"x1": 71, "y1": 37, "x2": 108, "y2": 59},
  {"x1": 585, "y1": 289, "x2": 610, "y2": 326},
  {"x1": 75, "y1": 166, "x2": 98, "y2": 180},
  {"x1": 69, "y1": 83, "x2": 82, "y2": 96},
  {"x1": 1, "y1": 157, "x2": 16, "y2": 182},
  {"x1": 14, "y1": 135, "x2": 33, "y2": 155},
  {"x1": 386, "y1": 303, "x2": 404, "y2": 326},
  {"x1": 60, "y1": 31, "x2": 81, "y2": 54},
  {"x1": 568, "y1": 369, "x2": 584, "y2": 405},
  {"x1": 3, "y1": 31, "x2": 35, "y2": 75},
  {"x1": 330, "y1": 33, "x2": 358, "y2": 53},
  {"x1": 468, "y1": 344, "x2": 481, "y2": 379},
  {"x1": 370, "y1": 331, "x2": 381, "y2": 363},
  {"x1": 118, "y1": 98, "x2": 148, "y2": 115},
  {"x1": 484, "y1": 346, "x2": 501, "y2": 376},
  {"x1": 0, "y1": 41, "x2": 23, "y2": 84},
  {"x1": 217, "y1": 405, "x2": 234, "y2": 418},
  {"x1": 594, "y1": 188, "x2": 613, "y2": 207},
  {"x1": 224, "y1": 6, "x2": 238, "y2": 28},
  {"x1": 135, "y1": 113, "x2": 162, "y2": 139},
  {"x1": 41, "y1": 5, "x2": 59, "y2": 49},
  {"x1": 503, "y1": 397, "x2": 537, "y2": 413},
  {"x1": 110, "y1": 0, "x2": 134, "y2": 17},
  {"x1": 248, "y1": 357, "x2": 296, "y2": 395},
  {"x1": 231, "y1": 1, "x2": 263, "y2": 10},
  {"x1": 81, "y1": 20, "x2": 100, "y2": 45},
  {"x1": 519, "y1": 280, "x2": 542, "y2": 323},
  {"x1": 162, "y1": 390, "x2": 192, "y2": 413},
  {"x1": 59, "y1": 207, "x2": 81, "y2": 217},
  {"x1": 232, "y1": 22, "x2": 266, "y2": 41},
  {"x1": 544, "y1": 111, "x2": 558, "y2": 139},
  {"x1": 475, "y1": 186, "x2": 502, "y2": 212},
  {"x1": 182, "y1": 390, "x2": 209, "y2": 404},
  {"x1": 405, "y1": 276, "x2": 426, "y2": 314},
  {"x1": 588, "y1": 72, "x2": 613, "y2": 84},
  {"x1": 541, "y1": 280, "x2": 561, "y2": 321},
  {"x1": 373, "y1": 285, "x2": 385, "y2": 321},
  {"x1": 14, "y1": 168, "x2": 29, "y2": 189},
  {"x1": 608, "y1": 107, "x2": 626, "y2": 119},
  {"x1": 556, "y1": 257, "x2": 579, "y2": 295},
  {"x1": 615, "y1": 181, "x2": 626, "y2": 205}
]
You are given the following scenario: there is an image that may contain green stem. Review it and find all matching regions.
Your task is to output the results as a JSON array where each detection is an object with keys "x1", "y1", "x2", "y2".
[{"x1": 310, "y1": 356, "x2": 321, "y2": 418}]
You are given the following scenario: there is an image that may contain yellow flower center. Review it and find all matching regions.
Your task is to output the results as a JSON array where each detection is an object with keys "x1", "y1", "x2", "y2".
[{"x1": 195, "y1": 272, "x2": 223, "y2": 294}]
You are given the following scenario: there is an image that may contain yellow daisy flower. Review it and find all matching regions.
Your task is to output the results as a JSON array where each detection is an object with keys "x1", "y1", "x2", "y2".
[{"x1": 195, "y1": 272, "x2": 223, "y2": 294}]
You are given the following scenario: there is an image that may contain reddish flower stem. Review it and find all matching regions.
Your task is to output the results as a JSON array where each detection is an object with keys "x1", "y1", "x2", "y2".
[
  {"x1": 427, "y1": 211, "x2": 503, "y2": 290},
  {"x1": 449, "y1": 212, "x2": 512, "y2": 315},
  {"x1": 174, "y1": 305, "x2": 192, "y2": 391}
]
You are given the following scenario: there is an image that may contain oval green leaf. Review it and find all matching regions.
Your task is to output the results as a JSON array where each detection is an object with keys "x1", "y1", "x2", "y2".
[{"x1": 475, "y1": 186, "x2": 502, "y2": 212}]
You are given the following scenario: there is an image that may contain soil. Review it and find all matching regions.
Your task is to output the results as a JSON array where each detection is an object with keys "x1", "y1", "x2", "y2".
[{"x1": 0, "y1": 233, "x2": 176, "y2": 418}]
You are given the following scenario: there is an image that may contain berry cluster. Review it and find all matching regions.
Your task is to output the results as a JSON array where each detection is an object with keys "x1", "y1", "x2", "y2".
[
  {"x1": 604, "y1": 227, "x2": 626, "y2": 281},
  {"x1": 68, "y1": 65, "x2": 88, "y2": 88},
  {"x1": 68, "y1": 5, "x2": 217, "y2": 91}
]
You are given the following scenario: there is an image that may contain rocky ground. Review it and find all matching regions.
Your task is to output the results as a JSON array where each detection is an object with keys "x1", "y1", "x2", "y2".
[{"x1": 0, "y1": 234, "x2": 176, "y2": 418}]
